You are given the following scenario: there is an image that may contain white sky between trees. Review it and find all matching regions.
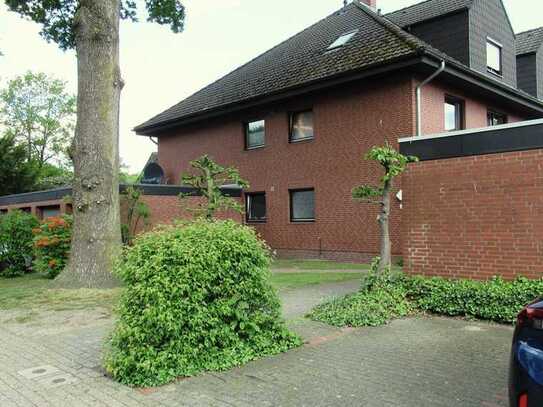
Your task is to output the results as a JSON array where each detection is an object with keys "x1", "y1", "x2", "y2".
[{"x1": 1, "y1": 0, "x2": 540, "y2": 173}]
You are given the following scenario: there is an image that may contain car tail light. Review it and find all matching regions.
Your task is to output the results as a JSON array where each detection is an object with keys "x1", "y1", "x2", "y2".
[
  {"x1": 519, "y1": 393, "x2": 528, "y2": 407},
  {"x1": 517, "y1": 304, "x2": 543, "y2": 329}
]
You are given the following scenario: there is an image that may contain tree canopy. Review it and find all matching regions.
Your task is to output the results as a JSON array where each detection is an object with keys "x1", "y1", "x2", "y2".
[
  {"x1": 0, "y1": 135, "x2": 39, "y2": 196},
  {"x1": 0, "y1": 71, "x2": 76, "y2": 169},
  {"x1": 4, "y1": 0, "x2": 185, "y2": 50}
]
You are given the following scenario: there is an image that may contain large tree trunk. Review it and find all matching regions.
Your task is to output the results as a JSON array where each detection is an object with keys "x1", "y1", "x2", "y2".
[
  {"x1": 378, "y1": 178, "x2": 392, "y2": 273},
  {"x1": 55, "y1": 0, "x2": 122, "y2": 288}
]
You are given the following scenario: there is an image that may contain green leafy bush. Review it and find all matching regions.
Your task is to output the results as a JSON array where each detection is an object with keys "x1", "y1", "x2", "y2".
[
  {"x1": 105, "y1": 220, "x2": 301, "y2": 387},
  {"x1": 309, "y1": 259, "x2": 412, "y2": 327},
  {"x1": 0, "y1": 210, "x2": 39, "y2": 277},
  {"x1": 33, "y1": 215, "x2": 72, "y2": 279},
  {"x1": 405, "y1": 276, "x2": 543, "y2": 324},
  {"x1": 310, "y1": 261, "x2": 543, "y2": 327}
]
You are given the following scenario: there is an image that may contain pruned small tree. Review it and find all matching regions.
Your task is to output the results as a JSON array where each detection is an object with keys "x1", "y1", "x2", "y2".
[
  {"x1": 352, "y1": 143, "x2": 417, "y2": 273},
  {"x1": 121, "y1": 185, "x2": 150, "y2": 246},
  {"x1": 180, "y1": 155, "x2": 249, "y2": 220}
]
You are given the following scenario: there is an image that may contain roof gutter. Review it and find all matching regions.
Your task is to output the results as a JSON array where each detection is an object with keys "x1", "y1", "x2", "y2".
[{"x1": 416, "y1": 59, "x2": 445, "y2": 137}]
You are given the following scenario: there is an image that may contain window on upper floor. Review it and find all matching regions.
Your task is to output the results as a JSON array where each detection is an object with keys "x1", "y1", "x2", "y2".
[
  {"x1": 245, "y1": 120, "x2": 265, "y2": 150},
  {"x1": 486, "y1": 38, "x2": 502, "y2": 76},
  {"x1": 289, "y1": 110, "x2": 314, "y2": 142},
  {"x1": 487, "y1": 110, "x2": 507, "y2": 126},
  {"x1": 290, "y1": 188, "x2": 315, "y2": 222},
  {"x1": 246, "y1": 192, "x2": 267, "y2": 223},
  {"x1": 444, "y1": 96, "x2": 465, "y2": 131}
]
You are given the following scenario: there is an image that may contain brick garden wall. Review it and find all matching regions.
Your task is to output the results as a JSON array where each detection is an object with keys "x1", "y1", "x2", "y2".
[{"x1": 402, "y1": 149, "x2": 543, "y2": 280}]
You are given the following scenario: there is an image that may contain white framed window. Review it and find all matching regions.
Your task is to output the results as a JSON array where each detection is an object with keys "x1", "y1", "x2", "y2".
[
  {"x1": 245, "y1": 120, "x2": 265, "y2": 149},
  {"x1": 289, "y1": 110, "x2": 314, "y2": 142},
  {"x1": 486, "y1": 38, "x2": 502, "y2": 76}
]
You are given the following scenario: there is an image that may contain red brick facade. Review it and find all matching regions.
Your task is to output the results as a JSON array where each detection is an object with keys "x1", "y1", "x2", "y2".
[
  {"x1": 402, "y1": 149, "x2": 543, "y2": 280},
  {"x1": 155, "y1": 74, "x2": 531, "y2": 261},
  {"x1": 0, "y1": 74, "x2": 538, "y2": 271},
  {"x1": 158, "y1": 75, "x2": 415, "y2": 261}
]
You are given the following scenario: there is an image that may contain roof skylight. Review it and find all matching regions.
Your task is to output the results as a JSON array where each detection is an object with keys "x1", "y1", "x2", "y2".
[{"x1": 327, "y1": 30, "x2": 358, "y2": 50}]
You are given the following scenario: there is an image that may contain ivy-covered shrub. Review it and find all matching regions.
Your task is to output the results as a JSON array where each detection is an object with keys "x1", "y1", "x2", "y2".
[
  {"x1": 309, "y1": 259, "x2": 412, "y2": 327},
  {"x1": 405, "y1": 276, "x2": 543, "y2": 324},
  {"x1": 105, "y1": 220, "x2": 301, "y2": 387},
  {"x1": 309, "y1": 260, "x2": 543, "y2": 327},
  {"x1": 0, "y1": 210, "x2": 39, "y2": 277},
  {"x1": 33, "y1": 215, "x2": 72, "y2": 279}
]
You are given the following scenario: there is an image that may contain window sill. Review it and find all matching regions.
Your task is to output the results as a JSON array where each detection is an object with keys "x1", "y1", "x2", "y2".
[
  {"x1": 245, "y1": 145, "x2": 266, "y2": 151},
  {"x1": 487, "y1": 68, "x2": 503, "y2": 78},
  {"x1": 289, "y1": 137, "x2": 314, "y2": 144},
  {"x1": 290, "y1": 219, "x2": 315, "y2": 223},
  {"x1": 246, "y1": 220, "x2": 267, "y2": 224}
]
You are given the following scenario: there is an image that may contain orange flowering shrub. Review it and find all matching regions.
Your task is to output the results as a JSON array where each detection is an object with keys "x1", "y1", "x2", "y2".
[{"x1": 33, "y1": 215, "x2": 72, "y2": 279}]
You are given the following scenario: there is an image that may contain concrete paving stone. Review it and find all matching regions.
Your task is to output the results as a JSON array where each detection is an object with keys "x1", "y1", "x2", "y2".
[{"x1": 0, "y1": 281, "x2": 514, "y2": 407}]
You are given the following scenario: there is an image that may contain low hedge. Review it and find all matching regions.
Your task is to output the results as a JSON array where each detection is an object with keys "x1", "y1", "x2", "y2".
[
  {"x1": 309, "y1": 266, "x2": 542, "y2": 327},
  {"x1": 405, "y1": 276, "x2": 543, "y2": 324},
  {"x1": 105, "y1": 220, "x2": 301, "y2": 387}
]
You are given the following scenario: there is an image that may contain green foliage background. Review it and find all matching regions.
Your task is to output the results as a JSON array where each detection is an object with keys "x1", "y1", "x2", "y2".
[
  {"x1": 0, "y1": 210, "x2": 39, "y2": 277},
  {"x1": 105, "y1": 220, "x2": 301, "y2": 387}
]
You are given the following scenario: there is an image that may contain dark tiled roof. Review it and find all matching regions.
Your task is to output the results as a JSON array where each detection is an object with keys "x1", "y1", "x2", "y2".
[
  {"x1": 135, "y1": 3, "x2": 423, "y2": 133},
  {"x1": 385, "y1": 0, "x2": 473, "y2": 27},
  {"x1": 516, "y1": 27, "x2": 543, "y2": 55}
]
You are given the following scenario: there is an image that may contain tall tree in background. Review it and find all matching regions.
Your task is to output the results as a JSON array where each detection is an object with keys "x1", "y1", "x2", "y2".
[
  {"x1": 0, "y1": 135, "x2": 39, "y2": 196},
  {"x1": 0, "y1": 71, "x2": 76, "y2": 169},
  {"x1": 5, "y1": 0, "x2": 185, "y2": 288}
]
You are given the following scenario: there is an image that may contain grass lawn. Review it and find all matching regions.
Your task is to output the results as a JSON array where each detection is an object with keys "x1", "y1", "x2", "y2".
[
  {"x1": 270, "y1": 272, "x2": 363, "y2": 289},
  {"x1": 0, "y1": 269, "x2": 365, "y2": 311},
  {"x1": 0, "y1": 273, "x2": 120, "y2": 311},
  {"x1": 272, "y1": 259, "x2": 370, "y2": 270}
]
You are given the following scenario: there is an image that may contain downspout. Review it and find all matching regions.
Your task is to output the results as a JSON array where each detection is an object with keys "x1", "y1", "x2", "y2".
[{"x1": 416, "y1": 60, "x2": 445, "y2": 137}]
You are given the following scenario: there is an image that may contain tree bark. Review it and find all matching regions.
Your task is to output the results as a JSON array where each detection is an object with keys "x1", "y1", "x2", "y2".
[
  {"x1": 55, "y1": 0, "x2": 122, "y2": 288},
  {"x1": 378, "y1": 178, "x2": 392, "y2": 273}
]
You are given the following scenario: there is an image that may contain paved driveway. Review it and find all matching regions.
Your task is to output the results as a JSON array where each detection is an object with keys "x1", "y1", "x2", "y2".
[{"x1": 0, "y1": 280, "x2": 512, "y2": 407}]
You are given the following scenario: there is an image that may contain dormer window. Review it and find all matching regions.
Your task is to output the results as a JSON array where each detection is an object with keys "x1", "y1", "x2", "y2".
[
  {"x1": 486, "y1": 38, "x2": 502, "y2": 76},
  {"x1": 327, "y1": 30, "x2": 358, "y2": 51}
]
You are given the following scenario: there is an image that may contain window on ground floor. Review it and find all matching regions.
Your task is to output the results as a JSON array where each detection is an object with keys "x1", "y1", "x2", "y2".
[
  {"x1": 487, "y1": 110, "x2": 507, "y2": 126},
  {"x1": 444, "y1": 96, "x2": 465, "y2": 131},
  {"x1": 246, "y1": 192, "x2": 267, "y2": 223},
  {"x1": 290, "y1": 188, "x2": 315, "y2": 222},
  {"x1": 38, "y1": 205, "x2": 61, "y2": 220}
]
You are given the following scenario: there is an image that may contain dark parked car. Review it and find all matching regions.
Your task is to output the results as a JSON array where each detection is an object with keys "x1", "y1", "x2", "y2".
[{"x1": 509, "y1": 299, "x2": 543, "y2": 407}]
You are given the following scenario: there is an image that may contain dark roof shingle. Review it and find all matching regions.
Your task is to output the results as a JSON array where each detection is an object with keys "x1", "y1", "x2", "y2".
[
  {"x1": 385, "y1": 0, "x2": 473, "y2": 27},
  {"x1": 135, "y1": 3, "x2": 421, "y2": 133},
  {"x1": 136, "y1": 1, "x2": 542, "y2": 134},
  {"x1": 516, "y1": 27, "x2": 543, "y2": 55}
]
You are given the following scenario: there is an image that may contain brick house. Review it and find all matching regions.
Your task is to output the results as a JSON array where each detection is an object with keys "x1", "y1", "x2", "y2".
[
  {"x1": 2, "y1": 0, "x2": 543, "y2": 273},
  {"x1": 132, "y1": 0, "x2": 543, "y2": 262}
]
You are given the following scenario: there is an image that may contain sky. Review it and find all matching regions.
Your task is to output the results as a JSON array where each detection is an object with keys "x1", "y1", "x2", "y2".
[{"x1": 1, "y1": 0, "x2": 541, "y2": 172}]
